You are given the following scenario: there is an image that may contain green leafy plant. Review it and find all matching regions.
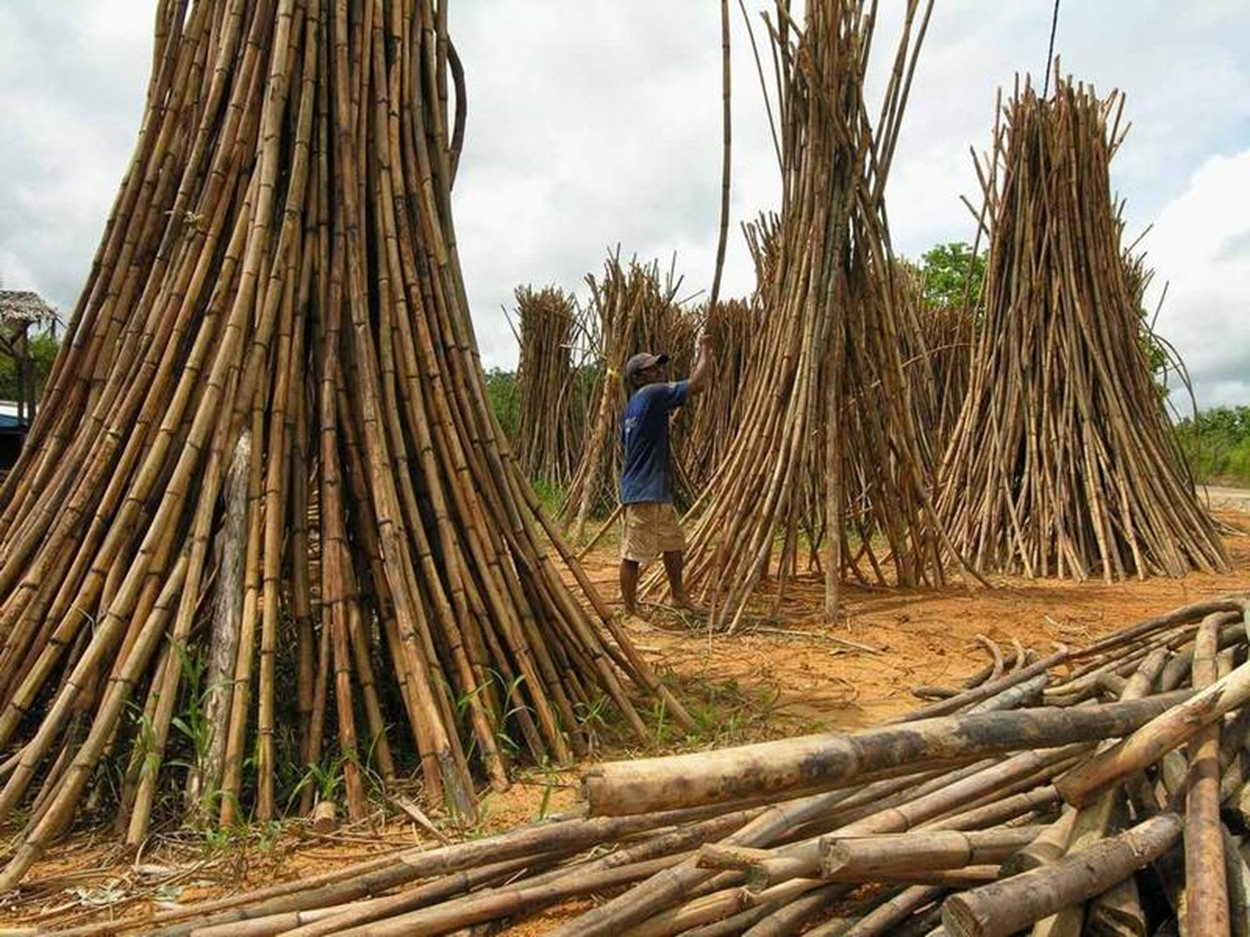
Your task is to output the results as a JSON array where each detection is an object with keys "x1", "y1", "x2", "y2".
[
  {"x1": 484, "y1": 367, "x2": 519, "y2": 440},
  {"x1": 1176, "y1": 406, "x2": 1250, "y2": 486},
  {"x1": 916, "y1": 241, "x2": 987, "y2": 315},
  {"x1": 287, "y1": 754, "x2": 345, "y2": 812},
  {"x1": 169, "y1": 642, "x2": 212, "y2": 769}
]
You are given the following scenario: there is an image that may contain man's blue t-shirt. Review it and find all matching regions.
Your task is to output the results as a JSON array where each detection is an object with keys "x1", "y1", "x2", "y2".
[{"x1": 620, "y1": 380, "x2": 689, "y2": 504}]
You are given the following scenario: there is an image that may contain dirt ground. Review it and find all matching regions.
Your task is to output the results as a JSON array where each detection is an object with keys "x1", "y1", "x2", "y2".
[
  {"x1": 3, "y1": 509, "x2": 1249, "y2": 933},
  {"x1": 593, "y1": 511, "x2": 1250, "y2": 731}
]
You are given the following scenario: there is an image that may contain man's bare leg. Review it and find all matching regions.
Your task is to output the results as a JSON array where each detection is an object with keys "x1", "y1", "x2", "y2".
[
  {"x1": 662, "y1": 550, "x2": 700, "y2": 612},
  {"x1": 620, "y1": 559, "x2": 641, "y2": 615}
]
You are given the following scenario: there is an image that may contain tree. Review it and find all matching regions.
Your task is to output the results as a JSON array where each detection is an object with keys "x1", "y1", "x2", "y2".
[
  {"x1": 0, "y1": 331, "x2": 58, "y2": 403},
  {"x1": 918, "y1": 242, "x2": 987, "y2": 313},
  {"x1": 1176, "y1": 406, "x2": 1250, "y2": 484},
  {"x1": 483, "y1": 367, "x2": 519, "y2": 441}
]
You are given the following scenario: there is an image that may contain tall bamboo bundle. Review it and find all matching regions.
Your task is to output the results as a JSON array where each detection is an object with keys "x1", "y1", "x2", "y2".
[
  {"x1": 915, "y1": 300, "x2": 975, "y2": 454},
  {"x1": 511, "y1": 285, "x2": 589, "y2": 488},
  {"x1": 936, "y1": 77, "x2": 1229, "y2": 581},
  {"x1": 0, "y1": 0, "x2": 690, "y2": 887},
  {"x1": 667, "y1": 0, "x2": 963, "y2": 630},
  {"x1": 136, "y1": 594, "x2": 1250, "y2": 936},
  {"x1": 679, "y1": 297, "x2": 756, "y2": 490},
  {"x1": 673, "y1": 217, "x2": 772, "y2": 492},
  {"x1": 559, "y1": 252, "x2": 696, "y2": 540}
]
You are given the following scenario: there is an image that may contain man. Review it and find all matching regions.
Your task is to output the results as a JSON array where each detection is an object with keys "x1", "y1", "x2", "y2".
[{"x1": 618, "y1": 333, "x2": 713, "y2": 616}]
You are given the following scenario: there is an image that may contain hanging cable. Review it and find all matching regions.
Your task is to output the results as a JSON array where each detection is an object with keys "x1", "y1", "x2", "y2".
[{"x1": 1042, "y1": 0, "x2": 1061, "y2": 98}]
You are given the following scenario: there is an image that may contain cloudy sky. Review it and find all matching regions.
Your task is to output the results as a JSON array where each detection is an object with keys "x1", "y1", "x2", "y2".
[{"x1": 1, "y1": 1, "x2": 1248, "y2": 408}]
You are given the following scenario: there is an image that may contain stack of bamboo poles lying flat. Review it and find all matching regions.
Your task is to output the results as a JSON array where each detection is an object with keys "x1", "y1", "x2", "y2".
[
  {"x1": 0, "y1": 0, "x2": 692, "y2": 887},
  {"x1": 136, "y1": 594, "x2": 1250, "y2": 936},
  {"x1": 667, "y1": 0, "x2": 968, "y2": 629},
  {"x1": 560, "y1": 252, "x2": 696, "y2": 540},
  {"x1": 937, "y1": 77, "x2": 1229, "y2": 581},
  {"x1": 511, "y1": 285, "x2": 590, "y2": 488}
]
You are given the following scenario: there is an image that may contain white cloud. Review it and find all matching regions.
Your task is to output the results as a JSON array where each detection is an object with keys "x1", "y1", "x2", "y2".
[
  {"x1": 1, "y1": 1, "x2": 1248, "y2": 406},
  {"x1": 1147, "y1": 150, "x2": 1250, "y2": 407}
]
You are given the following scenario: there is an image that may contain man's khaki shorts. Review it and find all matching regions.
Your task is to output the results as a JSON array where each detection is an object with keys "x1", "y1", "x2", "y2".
[{"x1": 621, "y1": 501, "x2": 685, "y2": 565}]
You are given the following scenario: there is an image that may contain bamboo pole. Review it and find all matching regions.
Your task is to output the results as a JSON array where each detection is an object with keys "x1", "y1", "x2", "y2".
[
  {"x1": 583, "y1": 694, "x2": 1187, "y2": 816},
  {"x1": 1183, "y1": 612, "x2": 1230, "y2": 934},
  {"x1": 820, "y1": 827, "x2": 1042, "y2": 879},
  {"x1": 940, "y1": 813, "x2": 1183, "y2": 937}
]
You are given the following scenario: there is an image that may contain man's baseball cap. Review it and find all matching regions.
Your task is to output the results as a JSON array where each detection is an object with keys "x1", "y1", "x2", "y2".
[{"x1": 623, "y1": 352, "x2": 669, "y2": 382}]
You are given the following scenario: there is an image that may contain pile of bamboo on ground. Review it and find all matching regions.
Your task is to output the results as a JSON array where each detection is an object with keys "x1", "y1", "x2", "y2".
[
  {"x1": 667, "y1": 0, "x2": 968, "y2": 630},
  {"x1": 937, "y1": 77, "x2": 1229, "y2": 581},
  {"x1": 559, "y1": 252, "x2": 697, "y2": 540},
  {"x1": 0, "y1": 0, "x2": 692, "y2": 888},
  {"x1": 510, "y1": 285, "x2": 590, "y2": 488},
  {"x1": 132, "y1": 594, "x2": 1250, "y2": 936}
]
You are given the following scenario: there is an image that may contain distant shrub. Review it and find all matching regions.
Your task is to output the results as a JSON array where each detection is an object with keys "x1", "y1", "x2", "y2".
[{"x1": 1176, "y1": 406, "x2": 1250, "y2": 486}]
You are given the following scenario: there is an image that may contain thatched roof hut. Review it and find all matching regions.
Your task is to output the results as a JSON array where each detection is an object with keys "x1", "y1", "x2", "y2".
[
  {"x1": 0, "y1": 291, "x2": 58, "y2": 328},
  {"x1": 0, "y1": 290, "x2": 58, "y2": 440}
]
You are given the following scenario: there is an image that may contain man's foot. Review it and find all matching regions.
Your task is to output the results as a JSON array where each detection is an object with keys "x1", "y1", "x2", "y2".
[
  {"x1": 672, "y1": 597, "x2": 707, "y2": 618},
  {"x1": 616, "y1": 607, "x2": 653, "y2": 631}
]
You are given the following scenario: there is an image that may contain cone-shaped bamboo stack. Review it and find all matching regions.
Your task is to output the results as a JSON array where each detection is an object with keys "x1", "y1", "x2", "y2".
[
  {"x1": 0, "y1": 0, "x2": 689, "y2": 886},
  {"x1": 679, "y1": 296, "x2": 756, "y2": 491},
  {"x1": 900, "y1": 252, "x2": 976, "y2": 460},
  {"x1": 937, "y1": 77, "x2": 1229, "y2": 581},
  {"x1": 511, "y1": 285, "x2": 589, "y2": 488},
  {"x1": 670, "y1": 0, "x2": 963, "y2": 630},
  {"x1": 916, "y1": 300, "x2": 975, "y2": 452},
  {"x1": 559, "y1": 252, "x2": 696, "y2": 539}
]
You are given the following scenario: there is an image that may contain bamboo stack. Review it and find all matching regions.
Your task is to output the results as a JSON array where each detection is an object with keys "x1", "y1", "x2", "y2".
[
  {"x1": 136, "y1": 593, "x2": 1250, "y2": 935},
  {"x1": 914, "y1": 297, "x2": 975, "y2": 457},
  {"x1": 666, "y1": 0, "x2": 966, "y2": 630},
  {"x1": 511, "y1": 285, "x2": 590, "y2": 488},
  {"x1": 559, "y1": 252, "x2": 697, "y2": 540},
  {"x1": 679, "y1": 297, "x2": 756, "y2": 491},
  {"x1": 937, "y1": 77, "x2": 1229, "y2": 581},
  {"x1": 0, "y1": 0, "x2": 693, "y2": 887},
  {"x1": 677, "y1": 215, "x2": 772, "y2": 491}
]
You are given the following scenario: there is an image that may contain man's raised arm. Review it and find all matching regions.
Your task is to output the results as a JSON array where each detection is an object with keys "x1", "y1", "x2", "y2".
[{"x1": 686, "y1": 333, "x2": 714, "y2": 396}]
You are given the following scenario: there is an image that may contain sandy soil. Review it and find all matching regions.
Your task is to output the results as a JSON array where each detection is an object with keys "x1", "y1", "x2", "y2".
[
  {"x1": 1200, "y1": 485, "x2": 1250, "y2": 513},
  {"x1": 3, "y1": 511, "x2": 1248, "y2": 933},
  {"x1": 595, "y1": 521, "x2": 1250, "y2": 731}
]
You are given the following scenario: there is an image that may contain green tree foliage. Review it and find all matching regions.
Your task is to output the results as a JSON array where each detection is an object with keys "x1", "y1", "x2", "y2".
[
  {"x1": 1176, "y1": 406, "x2": 1250, "y2": 485},
  {"x1": 918, "y1": 242, "x2": 987, "y2": 313},
  {"x1": 0, "y1": 331, "x2": 59, "y2": 403},
  {"x1": 484, "y1": 367, "x2": 519, "y2": 441}
]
